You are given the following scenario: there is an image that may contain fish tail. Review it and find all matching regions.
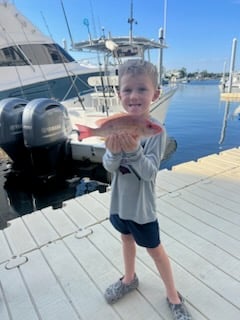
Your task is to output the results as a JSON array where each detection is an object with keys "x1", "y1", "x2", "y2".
[{"x1": 75, "y1": 124, "x2": 93, "y2": 140}]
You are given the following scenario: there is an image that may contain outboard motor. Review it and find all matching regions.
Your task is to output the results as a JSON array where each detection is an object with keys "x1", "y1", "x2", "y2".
[
  {"x1": 0, "y1": 98, "x2": 30, "y2": 170},
  {"x1": 22, "y1": 98, "x2": 72, "y2": 179}
]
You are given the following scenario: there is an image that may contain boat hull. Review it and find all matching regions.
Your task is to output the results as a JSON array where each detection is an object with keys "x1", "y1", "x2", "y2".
[{"x1": 0, "y1": 67, "x2": 100, "y2": 102}]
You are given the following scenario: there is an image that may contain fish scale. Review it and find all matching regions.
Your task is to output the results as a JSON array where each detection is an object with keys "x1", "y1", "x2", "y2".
[{"x1": 75, "y1": 113, "x2": 163, "y2": 140}]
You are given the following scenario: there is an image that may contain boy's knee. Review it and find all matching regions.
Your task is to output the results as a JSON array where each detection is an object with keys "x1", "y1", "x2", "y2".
[
  {"x1": 146, "y1": 244, "x2": 164, "y2": 259},
  {"x1": 121, "y1": 233, "x2": 135, "y2": 243}
]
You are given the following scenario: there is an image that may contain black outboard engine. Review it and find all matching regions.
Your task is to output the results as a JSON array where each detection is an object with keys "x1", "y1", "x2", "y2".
[
  {"x1": 22, "y1": 98, "x2": 72, "y2": 179},
  {"x1": 0, "y1": 98, "x2": 30, "y2": 170}
]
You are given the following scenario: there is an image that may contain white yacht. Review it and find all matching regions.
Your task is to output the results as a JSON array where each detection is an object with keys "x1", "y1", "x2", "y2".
[{"x1": 0, "y1": 1, "x2": 177, "y2": 181}]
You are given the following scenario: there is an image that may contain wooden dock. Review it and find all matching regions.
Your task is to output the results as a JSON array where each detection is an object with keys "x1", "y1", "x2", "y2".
[
  {"x1": 220, "y1": 92, "x2": 240, "y2": 101},
  {"x1": 0, "y1": 148, "x2": 240, "y2": 320}
]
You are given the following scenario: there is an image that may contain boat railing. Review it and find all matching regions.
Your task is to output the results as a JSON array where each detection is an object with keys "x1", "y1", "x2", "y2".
[
  {"x1": 87, "y1": 75, "x2": 120, "y2": 110},
  {"x1": 87, "y1": 75, "x2": 177, "y2": 111},
  {"x1": 88, "y1": 75, "x2": 119, "y2": 87},
  {"x1": 160, "y1": 82, "x2": 178, "y2": 95}
]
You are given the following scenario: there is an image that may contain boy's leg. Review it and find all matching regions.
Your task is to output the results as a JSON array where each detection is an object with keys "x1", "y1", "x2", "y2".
[
  {"x1": 121, "y1": 233, "x2": 136, "y2": 283},
  {"x1": 104, "y1": 233, "x2": 138, "y2": 304},
  {"x1": 147, "y1": 244, "x2": 192, "y2": 319},
  {"x1": 147, "y1": 244, "x2": 180, "y2": 304}
]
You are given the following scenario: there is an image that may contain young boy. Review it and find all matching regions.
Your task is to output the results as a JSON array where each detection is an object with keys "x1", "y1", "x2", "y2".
[{"x1": 102, "y1": 59, "x2": 192, "y2": 320}]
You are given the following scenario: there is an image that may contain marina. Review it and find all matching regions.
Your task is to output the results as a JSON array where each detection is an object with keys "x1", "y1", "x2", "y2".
[
  {"x1": 1, "y1": 80, "x2": 240, "y2": 226},
  {"x1": 0, "y1": 147, "x2": 240, "y2": 319},
  {"x1": 0, "y1": 2, "x2": 240, "y2": 319},
  {"x1": 0, "y1": 1, "x2": 177, "y2": 178}
]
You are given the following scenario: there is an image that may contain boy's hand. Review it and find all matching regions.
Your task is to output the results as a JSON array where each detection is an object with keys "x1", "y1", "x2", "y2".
[
  {"x1": 105, "y1": 134, "x2": 122, "y2": 154},
  {"x1": 105, "y1": 133, "x2": 139, "y2": 153},
  {"x1": 118, "y1": 133, "x2": 139, "y2": 153}
]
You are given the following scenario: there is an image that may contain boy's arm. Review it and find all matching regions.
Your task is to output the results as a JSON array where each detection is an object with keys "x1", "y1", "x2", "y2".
[
  {"x1": 102, "y1": 134, "x2": 122, "y2": 173},
  {"x1": 102, "y1": 149, "x2": 122, "y2": 173},
  {"x1": 123, "y1": 132, "x2": 164, "y2": 181}
]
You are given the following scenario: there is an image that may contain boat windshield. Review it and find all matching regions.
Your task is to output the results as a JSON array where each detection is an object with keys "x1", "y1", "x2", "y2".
[{"x1": 0, "y1": 43, "x2": 74, "y2": 67}]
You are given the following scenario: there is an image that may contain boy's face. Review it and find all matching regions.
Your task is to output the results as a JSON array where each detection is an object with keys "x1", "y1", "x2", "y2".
[{"x1": 118, "y1": 73, "x2": 160, "y2": 117}]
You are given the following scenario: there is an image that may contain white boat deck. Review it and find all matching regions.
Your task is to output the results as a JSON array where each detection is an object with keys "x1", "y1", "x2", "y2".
[{"x1": 0, "y1": 148, "x2": 240, "y2": 320}]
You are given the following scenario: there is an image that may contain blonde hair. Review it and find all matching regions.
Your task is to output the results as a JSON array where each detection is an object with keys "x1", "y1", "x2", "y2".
[{"x1": 118, "y1": 59, "x2": 159, "y2": 88}]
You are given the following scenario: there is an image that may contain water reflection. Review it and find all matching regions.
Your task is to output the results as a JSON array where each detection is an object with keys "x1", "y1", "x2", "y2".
[
  {"x1": 219, "y1": 98, "x2": 240, "y2": 144},
  {"x1": 1, "y1": 168, "x2": 108, "y2": 229},
  {"x1": 219, "y1": 101, "x2": 231, "y2": 144}
]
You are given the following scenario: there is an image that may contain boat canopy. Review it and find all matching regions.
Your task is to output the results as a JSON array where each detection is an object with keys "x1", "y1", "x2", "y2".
[{"x1": 72, "y1": 36, "x2": 167, "y2": 55}]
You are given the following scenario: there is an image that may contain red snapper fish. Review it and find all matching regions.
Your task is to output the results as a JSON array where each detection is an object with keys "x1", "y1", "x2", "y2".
[{"x1": 75, "y1": 113, "x2": 163, "y2": 140}]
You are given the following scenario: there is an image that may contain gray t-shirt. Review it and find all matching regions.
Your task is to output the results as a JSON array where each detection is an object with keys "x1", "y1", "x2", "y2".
[{"x1": 103, "y1": 118, "x2": 166, "y2": 224}]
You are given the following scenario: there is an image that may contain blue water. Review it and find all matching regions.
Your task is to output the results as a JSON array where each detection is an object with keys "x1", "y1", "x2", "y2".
[
  {"x1": 161, "y1": 80, "x2": 240, "y2": 169},
  {"x1": 0, "y1": 80, "x2": 239, "y2": 228}
]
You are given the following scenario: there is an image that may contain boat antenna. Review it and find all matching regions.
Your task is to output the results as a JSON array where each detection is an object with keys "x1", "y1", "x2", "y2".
[
  {"x1": 158, "y1": 0, "x2": 168, "y2": 86},
  {"x1": 163, "y1": 0, "x2": 167, "y2": 39},
  {"x1": 88, "y1": 0, "x2": 111, "y2": 116},
  {"x1": 128, "y1": 0, "x2": 137, "y2": 44},
  {"x1": 83, "y1": 18, "x2": 92, "y2": 44},
  {"x1": 60, "y1": 0, "x2": 74, "y2": 49},
  {"x1": 158, "y1": 27, "x2": 164, "y2": 86},
  {"x1": 227, "y1": 38, "x2": 237, "y2": 93}
]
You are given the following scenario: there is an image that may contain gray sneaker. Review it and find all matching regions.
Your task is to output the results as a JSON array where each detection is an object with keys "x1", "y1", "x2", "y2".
[
  {"x1": 167, "y1": 292, "x2": 192, "y2": 320},
  {"x1": 104, "y1": 274, "x2": 139, "y2": 304}
]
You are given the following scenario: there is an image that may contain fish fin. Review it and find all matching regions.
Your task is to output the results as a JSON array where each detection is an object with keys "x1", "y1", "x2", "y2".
[
  {"x1": 95, "y1": 112, "x2": 128, "y2": 127},
  {"x1": 75, "y1": 124, "x2": 93, "y2": 140}
]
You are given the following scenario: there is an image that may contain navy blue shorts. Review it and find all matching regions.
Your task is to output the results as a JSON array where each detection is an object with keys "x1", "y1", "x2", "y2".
[{"x1": 110, "y1": 214, "x2": 160, "y2": 248}]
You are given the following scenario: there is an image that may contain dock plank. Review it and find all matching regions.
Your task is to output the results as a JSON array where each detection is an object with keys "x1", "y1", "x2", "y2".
[
  {"x1": 156, "y1": 197, "x2": 240, "y2": 259},
  {"x1": 3, "y1": 218, "x2": 37, "y2": 256},
  {"x1": 163, "y1": 232, "x2": 240, "y2": 308},
  {"x1": 176, "y1": 188, "x2": 240, "y2": 225},
  {"x1": 41, "y1": 238, "x2": 119, "y2": 320},
  {"x1": 62, "y1": 198, "x2": 97, "y2": 228},
  {"x1": 157, "y1": 168, "x2": 201, "y2": 187},
  {"x1": 1, "y1": 147, "x2": 240, "y2": 320},
  {"x1": 41, "y1": 206, "x2": 79, "y2": 237},
  {"x1": 161, "y1": 192, "x2": 240, "y2": 240},
  {"x1": 102, "y1": 220, "x2": 239, "y2": 319},
  {"x1": 185, "y1": 183, "x2": 240, "y2": 214},
  {"x1": 75, "y1": 192, "x2": 109, "y2": 222},
  {"x1": 22, "y1": 210, "x2": 59, "y2": 247},
  {"x1": 0, "y1": 264, "x2": 40, "y2": 320},
  {"x1": 17, "y1": 249, "x2": 80, "y2": 320},
  {"x1": 67, "y1": 232, "x2": 164, "y2": 320},
  {"x1": 158, "y1": 213, "x2": 240, "y2": 281},
  {"x1": 218, "y1": 150, "x2": 240, "y2": 164},
  {"x1": 196, "y1": 179, "x2": 240, "y2": 204},
  {"x1": 85, "y1": 222, "x2": 174, "y2": 320},
  {"x1": 0, "y1": 231, "x2": 12, "y2": 264},
  {"x1": 197, "y1": 154, "x2": 237, "y2": 170}
]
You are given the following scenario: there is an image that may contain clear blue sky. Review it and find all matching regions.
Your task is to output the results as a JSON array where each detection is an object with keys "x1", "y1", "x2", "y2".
[{"x1": 13, "y1": 0, "x2": 240, "y2": 73}]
